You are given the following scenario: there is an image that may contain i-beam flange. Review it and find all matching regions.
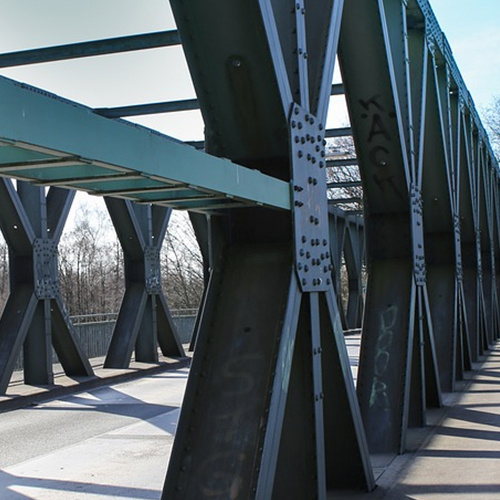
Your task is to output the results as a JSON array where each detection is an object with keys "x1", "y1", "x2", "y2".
[{"x1": 290, "y1": 103, "x2": 331, "y2": 292}]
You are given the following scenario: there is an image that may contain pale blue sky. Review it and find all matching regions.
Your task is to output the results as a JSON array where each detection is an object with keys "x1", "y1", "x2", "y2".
[
  {"x1": 0, "y1": 0, "x2": 497, "y2": 139},
  {"x1": 430, "y1": 0, "x2": 500, "y2": 111}
]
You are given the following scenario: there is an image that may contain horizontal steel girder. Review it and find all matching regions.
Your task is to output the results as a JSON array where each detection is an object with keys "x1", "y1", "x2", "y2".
[
  {"x1": 0, "y1": 31, "x2": 181, "y2": 68},
  {"x1": 0, "y1": 76, "x2": 290, "y2": 213}
]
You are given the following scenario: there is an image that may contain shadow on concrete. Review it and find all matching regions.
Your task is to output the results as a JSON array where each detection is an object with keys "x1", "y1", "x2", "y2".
[
  {"x1": 25, "y1": 384, "x2": 179, "y2": 433},
  {"x1": 0, "y1": 470, "x2": 158, "y2": 499},
  {"x1": 401, "y1": 483, "x2": 500, "y2": 496}
]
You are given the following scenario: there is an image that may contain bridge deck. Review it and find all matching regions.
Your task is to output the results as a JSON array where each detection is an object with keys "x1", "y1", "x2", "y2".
[
  {"x1": 0, "y1": 76, "x2": 291, "y2": 213},
  {"x1": 1, "y1": 336, "x2": 500, "y2": 499}
]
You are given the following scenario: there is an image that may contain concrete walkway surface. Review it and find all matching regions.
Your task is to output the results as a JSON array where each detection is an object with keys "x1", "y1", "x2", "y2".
[
  {"x1": 338, "y1": 339, "x2": 500, "y2": 500},
  {"x1": 1, "y1": 337, "x2": 500, "y2": 499}
]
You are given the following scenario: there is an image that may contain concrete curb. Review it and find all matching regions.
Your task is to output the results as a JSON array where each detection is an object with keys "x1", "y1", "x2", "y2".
[{"x1": 0, "y1": 356, "x2": 191, "y2": 414}]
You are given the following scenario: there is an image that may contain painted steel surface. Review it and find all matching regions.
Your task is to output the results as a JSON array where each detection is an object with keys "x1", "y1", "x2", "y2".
[
  {"x1": 0, "y1": 77, "x2": 291, "y2": 212},
  {"x1": 0, "y1": 0, "x2": 497, "y2": 497}
]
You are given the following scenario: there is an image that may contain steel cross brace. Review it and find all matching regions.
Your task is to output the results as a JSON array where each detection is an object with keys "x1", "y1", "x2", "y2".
[
  {"x1": 0, "y1": 180, "x2": 92, "y2": 393},
  {"x1": 163, "y1": 0, "x2": 374, "y2": 498},
  {"x1": 338, "y1": 0, "x2": 445, "y2": 456},
  {"x1": 327, "y1": 208, "x2": 365, "y2": 330},
  {"x1": 103, "y1": 198, "x2": 184, "y2": 368},
  {"x1": 338, "y1": 0, "x2": 498, "y2": 456},
  {"x1": 427, "y1": 53, "x2": 473, "y2": 388}
]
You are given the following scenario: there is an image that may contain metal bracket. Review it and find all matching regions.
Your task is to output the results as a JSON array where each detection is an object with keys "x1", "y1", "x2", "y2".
[
  {"x1": 33, "y1": 238, "x2": 59, "y2": 299},
  {"x1": 410, "y1": 184, "x2": 426, "y2": 286},
  {"x1": 144, "y1": 245, "x2": 162, "y2": 294},
  {"x1": 453, "y1": 214, "x2": 463, "y2": 283},
  {"x1": 290, "y1": 103, "x2": 331, "y2": 292}
]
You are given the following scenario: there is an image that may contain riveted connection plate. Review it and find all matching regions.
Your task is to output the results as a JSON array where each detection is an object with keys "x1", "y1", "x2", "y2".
[
  {"x1": 144, "y1": 245, "x2": 162, "y2": 294},
  {"x1": 453, "y1": 214, "x2": 463, "y2": 283},
  {"x1": 410, "y1": 183, "x2": 426, "y2": 286},
  {"x1": 290, "y1": 104, "x2": 331, "y2": 292},
  {"x1": 33, "y1": 238, "x2": 59, "y2": 299}
]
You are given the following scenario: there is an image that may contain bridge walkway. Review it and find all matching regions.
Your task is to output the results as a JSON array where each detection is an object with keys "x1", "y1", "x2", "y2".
[
  {"x1": 1, "y1": 336, "x2": 500, "y2": 499},
  {"x1": 358, "y1": 339, "x2": 500, "y2": 500}
]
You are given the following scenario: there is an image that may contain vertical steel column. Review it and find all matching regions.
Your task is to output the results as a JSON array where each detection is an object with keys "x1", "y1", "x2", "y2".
[
  {"x1": 163, "y1": 0, "x2": 374, "y2": 497},
  {"x1": 492, "y1": 176, "x2": 500, "y2": 342},
  {"x1": 422, "y1": 38, "x2": 472, "y2": 392},
  {"x1": 459, "y1": 111, "x2": 483, "y2": 360},
  {"x1": 104, "y1": 198, "x2": 184, "y2": 368},
  {"x1": 187, "y1": 212, "x2": 214, "y2": 351},
  {"x1": 478, "y1": 148, "x2": 500, "y2": 345},
  {"x1": 338, "y1": 0, "x2": 443, "y2": 455},
  {"x1": 0, "y1": 180, "x2": 92, "y2": 392},
  {"x1": 328, "y1": 209, "x2": 348, "y2": 328},
  {"x1": 344, "y1": 218, "x2": 365, "y2": 329}
]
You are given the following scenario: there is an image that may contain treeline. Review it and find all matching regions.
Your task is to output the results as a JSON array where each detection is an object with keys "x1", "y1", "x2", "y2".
[{"x1": 0, "y1": 202, "x2": 204, "y2": 317}]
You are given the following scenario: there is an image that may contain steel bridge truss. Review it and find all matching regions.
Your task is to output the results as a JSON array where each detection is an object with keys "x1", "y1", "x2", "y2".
[{"x1": 0, "y1": 0, "x2": 497, "y2": 498}]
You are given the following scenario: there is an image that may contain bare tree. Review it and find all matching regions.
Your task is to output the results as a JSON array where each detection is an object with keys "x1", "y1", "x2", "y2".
[
  {"x1": 484, "y1": 96, "x2": 500, "y2": 160},
  {"x1": 58, "y1": 203, "x2": 124, "y2": 316},
  {"x1": 162, "y1": 211, "x2": 204, "y2": 311},
  {"x1": 326, "y1": 135, "x2": 363, "y2": 212},
  {"x1": 0, "y1": 235, "x2": 8, "y2": 313}
]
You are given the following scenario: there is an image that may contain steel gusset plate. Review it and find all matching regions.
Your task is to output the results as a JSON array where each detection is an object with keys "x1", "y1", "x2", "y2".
[{"x1": 290, "y1": 104, "x2": 331, "y2": 292}]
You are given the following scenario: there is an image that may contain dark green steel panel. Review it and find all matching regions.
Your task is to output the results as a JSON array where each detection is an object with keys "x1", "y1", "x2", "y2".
[
  {"x1": 356, "y1": 259, "x2": 413, "y2": 455},
  {"x1": 23, "y1": 300, "x2": 53, "y2": 385},
  {"x1": 104, "y1": 284, "x2": 147, "y2": 368},
  {"x1": 105, "y1": 197, "x2": 146, "y2": 260},
  {"x1": 169, "y1": 0, "x2": 288, "y2": 164},
  {"x1": 156, "y1": 293, "x2": 184, "y2": 357},
  {"x1": 163, "y1": 243, "x2": 293, "y2": 499},
  {"x1": 51, "y1": 295, "x2": 93, "y2": 377},
  {"x1": 338, "y1": 0, "x2": 410, "y2": 214},
  {"x1": 271, "y1": 297, "x2": 319, "y2": 500},
  {"x1": 322, "y1": 290, "x2": 374, "y2": 491},
  {"x1": 0, "y1": 178, "x2": 35, "y2": 254},
  {"x1": 46, "y1": 187, "x2": 76, "y2": 241},
  {"x1": 0, "y1": 286, "x2": 38, "y2": 393},
  {"x1": 135, "y1": 297, "x2": 158, "y2": 363}
]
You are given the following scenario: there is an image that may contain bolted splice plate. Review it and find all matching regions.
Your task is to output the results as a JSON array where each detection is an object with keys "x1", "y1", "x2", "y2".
[
  {"x1": 33, "y1": 238, "x2": 59, "y2": 299},
  {"x1": 453, "y1": 214, "x2": 463, "y2": 283},
  {"x1": 410, "y1": 183, "x2": 426, "y2": 286},
  {"x1": 290, "y1": 103, "x2": 331, "y2": 292},
  {"x1": 144, "y1": 245, "x2": 162, "y2": 294}
]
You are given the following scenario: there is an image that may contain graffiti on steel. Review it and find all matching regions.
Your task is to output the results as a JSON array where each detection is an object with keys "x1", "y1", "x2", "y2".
[{"x1": 369, "y1": 305, "x2": 398, "y2": 409}]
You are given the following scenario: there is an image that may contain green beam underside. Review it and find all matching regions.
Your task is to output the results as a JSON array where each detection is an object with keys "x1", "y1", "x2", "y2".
[
  {"x1": 94, "y1": 99, "x2": 199, "y2": 118},
  {"x1": 0, "y1": 77, "x2": 291, "y2": 212},
  {"x1": 0, "y1": 31, "x2": 181, "y2": 68}
]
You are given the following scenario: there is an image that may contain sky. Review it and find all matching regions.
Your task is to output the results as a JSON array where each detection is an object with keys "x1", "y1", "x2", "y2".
[
  {"x1": 0, "y1": 0, "x2": 496, "y2": 235},
  {"x1": 428, "y1": 0, "x2": 500, "y2": 111},
  {"x1": 0, "y1": 0, "x2": 497, "y2": 142}
]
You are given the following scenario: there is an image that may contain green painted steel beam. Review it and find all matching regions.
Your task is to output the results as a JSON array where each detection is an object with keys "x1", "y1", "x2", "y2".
[
  {"x1": 93, "y1": 84, "x2": 343, "y2": 123},
  {"x1": 0, "y1": 76, "x2": 291, "y2": 212},
  {"x1": 325, "y1": 127, "x2": 352, "y2": 138},
  {"x1": 0, "y1": 31, "x2": 181, "y2": 68},
  {"x1": 326, "y1": 158, "x2": 357, "y2": 167},
  {"x1": 327, "y1": 181, "x2": 362, "y2": 188},
  {"x1": 94, "y1": 98, "x2": 199, "y2": 119}
]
